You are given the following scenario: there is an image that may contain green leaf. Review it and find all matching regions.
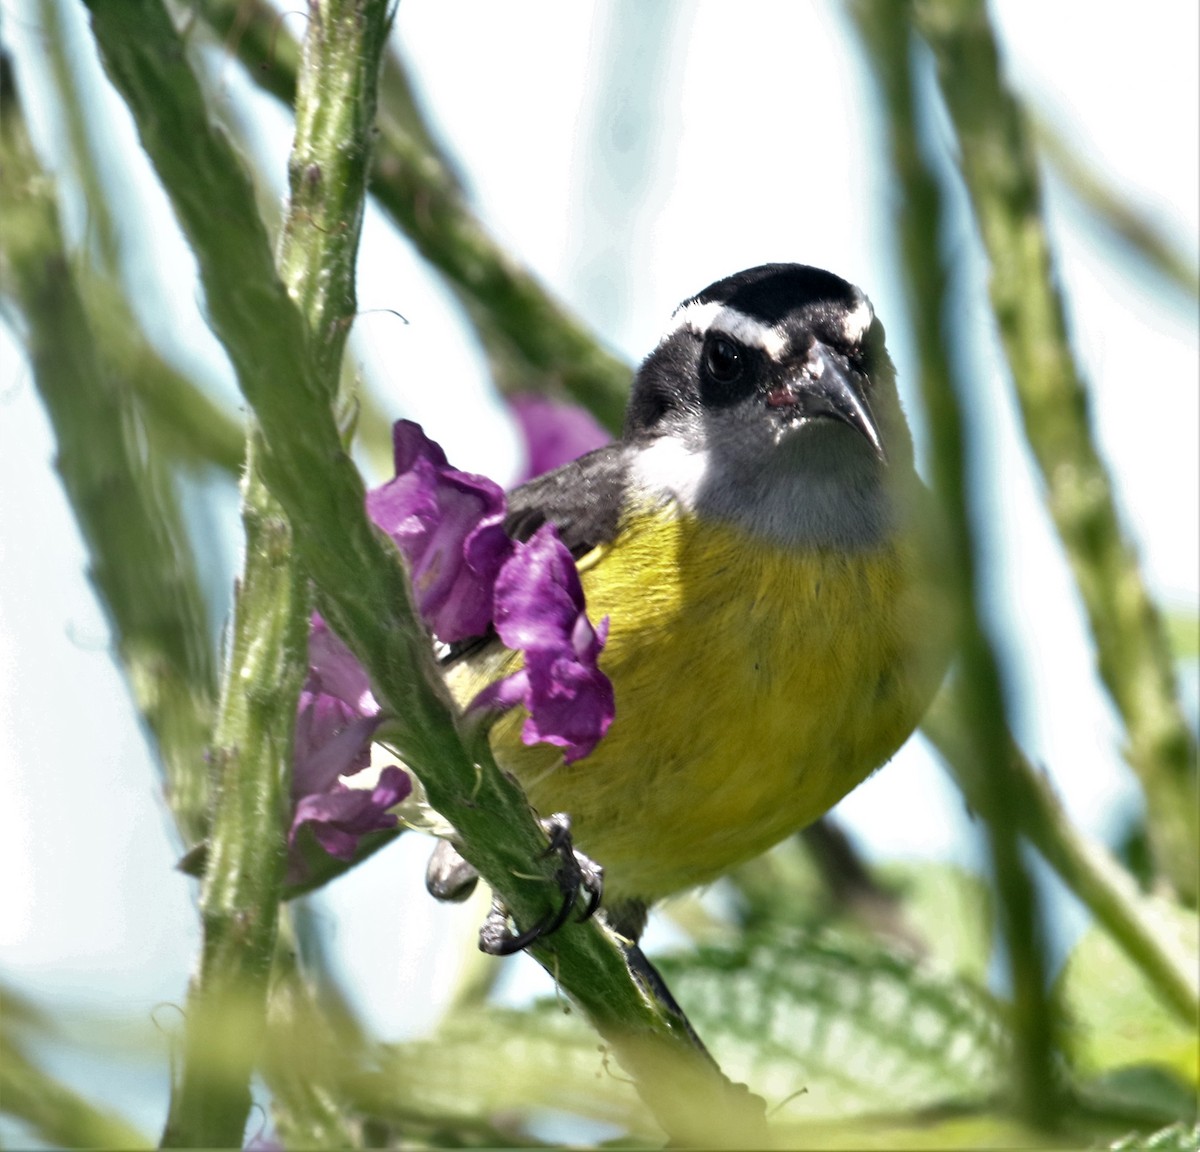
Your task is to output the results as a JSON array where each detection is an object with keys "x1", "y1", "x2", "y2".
[
  {"x1": 1109, "y1": 1121, "x2": 1200, "y2": 1152},
  {"x1": 1057, "y1": 893, "x2": 1199, "y2": 1091},
  {"x1": 877, "y1": 861, "x2": 995, "y2": 985},
  {"x1": 1164, "y1": 612, "x2": 1200, "y2": 662},
  {"x1": 657, "y1": 927, "x2": 1008, "y2": 1123},
  {"x1": 368, "y1": 1000, "x2": 654, "y2": 1141},
  {"x1": 362, "y1": 926, "x2": 1013, "y2": 1143}
]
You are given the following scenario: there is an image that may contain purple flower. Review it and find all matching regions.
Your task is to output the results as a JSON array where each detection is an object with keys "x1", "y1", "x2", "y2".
[
  {"x1": 366, "y1": 421, "x2": 512, "y2": 644},
  {"x1": 474, "y1": 524, "x2": 614, "y2": 764},
  {"x1": 510, "y1": 393, "x2": 610, "y2": 482},
  {"x1": 292, "y1": 691, "x2": 379, "y2": 797},
  {"x1": 366, "y1": 421, "x2": 614, "y2": 763},
  {"x1": 291, "y1": 420, "x2": 615, "y2": 880},
  {"x1": 293, "y1": 616, "x2": 381, "y2": 798},
  {"x1": 289, "y1": 615, "x2": 401, "y2": 877},
  {"x1": 291, "y1": 766, "x2": 411, "y2": 862}
]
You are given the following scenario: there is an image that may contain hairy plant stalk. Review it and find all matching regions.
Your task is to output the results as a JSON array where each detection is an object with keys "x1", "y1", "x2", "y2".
[
  {"x1": 1034, "y1": 116, "x2": 1200, "y2": 302},
  {"x1": 0, "y1": 54, "x2": 215, "y2": 845},
  {"x1": 136, "y1": 0, "x2": 390, "y2": 1143},
  {"x1": 924, "y1": 693, "x2": 1199, "y2": 1023},
  {"x1": 161, "y1": 447, "x2": 308, "y2": 1147},
  {"x1": 914, "y1": 0, "x2": 1199, "y2": 905},
  {"x1": 851, "y1": 0, "x2": 1059, "y2": 1127},
  {"x1": 195, "y1": 0, "x2": 633, "y2": 430},
  {"x1": 82, "y1": 2, "x2": 762, "y2": 1143}
]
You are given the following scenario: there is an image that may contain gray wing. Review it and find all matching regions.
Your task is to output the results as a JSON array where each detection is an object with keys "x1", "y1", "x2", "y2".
[{"x1": 502, "y1": 444, "x2": 629, "y2": 556}]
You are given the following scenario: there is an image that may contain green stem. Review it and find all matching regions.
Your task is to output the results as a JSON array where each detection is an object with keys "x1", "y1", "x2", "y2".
[
  {"x1": 195, "y1": 0, "x2": 633, "y2": 431},
  {"x1": 246, "y1": 7, "x2": 394, "y2": 1145},
  {"x1": 913, "y1": 0, "x2": 1199, "y2": 905},
  {"x1": 35, "y1": 0, "x2": 120, "y2": 268},
  {"x1": 263, "y1": 910, "x2": 363, "y2": 1147},
  {"x1": 1034, "y1": 116, "x2": 1199, "y2": 302},
  {"x1": 276, "y1": 0, "x2": 391, "y2": 388},
  {"x1": 152, "y1": 0, "x2": 390, "y2": 1143},
  {"x1": 82, "y1": 3, "x2": 765, "y2": 1142},
  {"x1": 923, "y1": 694, "x2": 1200, "y2": 1024},
  {"x1": 0, "y1": 53, "x2": 215, "y2": 845},
  {"x1": 851, "y1": 0, "x2": 1059, "y2": 1127},
  {"x1": 162, "y1": 446, "x2": 308, "y2": 1147}
]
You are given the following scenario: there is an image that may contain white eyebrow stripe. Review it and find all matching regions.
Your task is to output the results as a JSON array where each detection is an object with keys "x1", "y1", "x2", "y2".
[
  {"x1": 840, "y1": 295, "x2": 874, "y2": 343},
  {"x1": 668, "y1": 298, "x2": 723, "y2": 336},
  {"x1": 666, "y1": 300, "x2": 790, "y2": 359}
]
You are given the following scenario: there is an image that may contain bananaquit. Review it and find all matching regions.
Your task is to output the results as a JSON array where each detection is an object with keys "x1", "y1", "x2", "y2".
[{"x1": 433, "y1": 263, "x2": 949, "y2": 943}]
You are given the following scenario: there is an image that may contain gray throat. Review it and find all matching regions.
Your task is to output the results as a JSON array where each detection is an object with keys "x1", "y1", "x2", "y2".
[{"x1": 694, "y1": 460, "x2": 897, "y2": 551}]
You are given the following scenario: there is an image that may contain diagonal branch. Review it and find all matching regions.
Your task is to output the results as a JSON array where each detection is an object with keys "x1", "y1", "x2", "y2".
[
  {"x1": 194, "y1": 0, "x2": 633, "y2": 430},
  {"x1": 82, "y1": 1, "x2": 764, "y2": 1143},
  {"x1": 913, "y1": 0, "x2": 1199, "y2": 904},
  {"x1": 850, "y1": 0, "x2": 1059, "y2": 1127},
  {"x1": 0, "y1": 50, "x2": 216, "y2": 845}
]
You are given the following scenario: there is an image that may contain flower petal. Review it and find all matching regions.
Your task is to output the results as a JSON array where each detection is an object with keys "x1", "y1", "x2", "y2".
[
  {"x1": 293, "y1": 694, "x2": 382, "y2": 798},
  {"x1": 366, "y1": 420, "x2": 512, "y2": 643},
  {"x1": 290, "y1": 766, "x2": 411, "y2": 861},
  {"x1": 491, "y1": 523, "x2": 584, "y2": 652},
  {"x1": 521, "y1": 643, "x2": 614, "y2": 764},
  {"x1": 306, "y1": 614, "x2": 376, "y2": 714},
  {"x1": 483, "y1": 523, "x2": 614, "y2": 763},
  {"x1": 510, "y1": 393, "x2": 610, "y2": 482}
]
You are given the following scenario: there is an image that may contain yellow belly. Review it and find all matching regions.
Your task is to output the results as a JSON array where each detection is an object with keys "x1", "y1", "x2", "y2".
[{"x1": 453, "y1": 506, "x2": 944, "y2": 907}]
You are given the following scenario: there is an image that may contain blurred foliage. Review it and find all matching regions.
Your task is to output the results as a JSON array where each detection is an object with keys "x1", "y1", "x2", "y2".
[
  {"x1": 1, "y1": 0, "x2": 1197, "y2": 1148},
  {"x1": 1060, "y1": 900, "x2": 1199, "y2": 1088},
  {"x1": 0, "y1": 984, "x2": 153, "y2": 1149},
  {"x1": 1165, "y1": 611, "x2": 1200, "y2": 663}
]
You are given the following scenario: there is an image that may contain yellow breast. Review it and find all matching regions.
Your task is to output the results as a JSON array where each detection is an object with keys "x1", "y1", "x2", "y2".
[{"x1": 457, "y1": 505, "x2": 944, "y2": 907}]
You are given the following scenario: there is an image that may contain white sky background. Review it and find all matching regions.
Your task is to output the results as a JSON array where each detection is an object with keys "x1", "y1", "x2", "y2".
[{"x1": 1, "y1": 0, "x2": 1197, "y2": 1134}]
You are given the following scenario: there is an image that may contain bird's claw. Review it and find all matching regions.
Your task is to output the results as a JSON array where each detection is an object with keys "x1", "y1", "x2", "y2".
[{"x1": 478, "y1": 812, "x2": 604, "y2": 956}]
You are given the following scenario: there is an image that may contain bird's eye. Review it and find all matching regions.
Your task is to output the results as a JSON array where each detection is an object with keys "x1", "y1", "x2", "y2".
[{"x1": 704, "y1": 336, "x2": 743, "y2": 383}]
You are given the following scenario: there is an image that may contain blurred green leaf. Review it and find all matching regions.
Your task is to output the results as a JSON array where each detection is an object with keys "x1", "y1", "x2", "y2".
[
  {"x1": 727, "y1": 842, "x2": 994, "y2": 985},
  {"x1": 1109, "y1": 1121, "x2": 1200, "y2": 1151},
  {"x1": 1164, "y1": 612, "x2": 1200, "y2": 662},
  {"x1": 1058, "y1": 894, "x2": 1199, "y2": 1090},
  {"x1": 876, "y1": 862, "x2": 994, "y2": 985},
  {"x1": 1081, "y1": 1065, "x2": 1199, "y2": 1129},
  {"x1": 365, "y1": 926, "x2": 1016, "y2": 1142},
  {"x1": 369, "y1": 999, "x2": 652, "y2": 1141},
  {"x1": 658, "y1": 928, "x2": 1007, "y2": 1124},
  {"x1": 726, "y1": 832, "x2": 836, "y2": 931},
  {"x1": 760, "y1": 1112, "x2": 1046, "y2": 1150}
]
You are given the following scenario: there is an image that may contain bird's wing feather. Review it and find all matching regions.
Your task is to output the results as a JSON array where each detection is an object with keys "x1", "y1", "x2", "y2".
[{"x1": 503, "y1": 444, "x2": 628, "y2": 556}]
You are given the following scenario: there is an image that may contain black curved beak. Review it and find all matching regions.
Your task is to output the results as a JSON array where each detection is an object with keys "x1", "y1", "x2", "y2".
[{"x1": 767, "y1": 343, "x2": 886, "y2": 462}]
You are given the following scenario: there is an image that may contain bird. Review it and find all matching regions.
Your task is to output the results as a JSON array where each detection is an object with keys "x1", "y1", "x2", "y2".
[{"x1": 431, "y1": 263, "x2": 950, "y2": 946}]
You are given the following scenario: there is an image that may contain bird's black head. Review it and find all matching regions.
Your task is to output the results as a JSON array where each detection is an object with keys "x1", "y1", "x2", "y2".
[{"x1": 625, "y1": 263, "x2": 897, "y2": 466}]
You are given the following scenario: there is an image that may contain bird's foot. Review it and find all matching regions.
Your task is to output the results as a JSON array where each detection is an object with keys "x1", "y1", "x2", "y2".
[
  {"x1": 480, "y1": 812, "x2": 603, "y2": 955},
  {"x1": 424, "y1": 813, "x2": 604, "y2": 955}
]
